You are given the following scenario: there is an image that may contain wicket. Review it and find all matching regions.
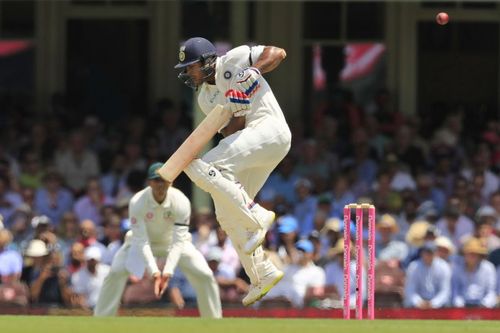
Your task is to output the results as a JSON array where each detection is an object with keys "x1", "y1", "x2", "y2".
[{"x1": 343, "y1": 203, "x2": 376, "y2": 320}]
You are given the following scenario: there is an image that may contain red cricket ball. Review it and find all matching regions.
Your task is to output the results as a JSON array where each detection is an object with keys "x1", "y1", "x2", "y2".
[{"x1": 436, "y1": 12, "x2": 449, "y2": 25}]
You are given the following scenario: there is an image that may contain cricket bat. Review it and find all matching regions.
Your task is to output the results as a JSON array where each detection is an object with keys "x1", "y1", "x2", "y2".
[{"x1": 157, "y1": 104, "x2": 231, "y2": 182}]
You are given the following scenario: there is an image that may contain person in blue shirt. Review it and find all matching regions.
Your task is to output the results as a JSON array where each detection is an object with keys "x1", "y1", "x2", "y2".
[
  {"x1": 34, "y1": 171, "x2": 74, "y2": 226},
  {"x1": 404, "y1": 241, "x2": 451, "y2": 308},
  {"x1": 293, "y1": 178, "x2": 317, "y2": 238},
  {"x1": 451, "y1": 237, "x2": 497, "y2": 308}
]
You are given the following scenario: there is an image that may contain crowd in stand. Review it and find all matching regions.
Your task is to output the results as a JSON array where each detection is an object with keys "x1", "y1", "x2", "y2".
[{"x1": 0, "y1": 89, "x2": 500, "y2": 311}]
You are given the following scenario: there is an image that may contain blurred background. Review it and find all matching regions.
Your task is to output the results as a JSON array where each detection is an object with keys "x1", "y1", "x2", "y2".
[{"x1": 0, "y1": 0, "x2": 500, "y2": 319}]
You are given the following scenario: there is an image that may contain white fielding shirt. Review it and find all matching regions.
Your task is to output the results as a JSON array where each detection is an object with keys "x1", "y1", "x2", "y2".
[
  {"x1": 197, "y1": 45, "x2": 288, "y2": 128},
  {"x1": 129, "y1": 186, "x2": 191, "y2": 276}
]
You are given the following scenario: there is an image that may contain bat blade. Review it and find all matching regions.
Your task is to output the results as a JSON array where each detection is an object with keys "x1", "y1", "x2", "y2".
[{"x1": 157, "y1": 104, "x2": 231, "y2": 182}]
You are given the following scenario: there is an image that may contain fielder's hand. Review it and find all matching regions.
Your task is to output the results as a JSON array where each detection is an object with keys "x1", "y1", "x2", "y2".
[
  {"x1": 153, "y1": 272, "x2": 170, "y2": 299},
  {"x1": 236, "y1": 67, "x2": 261, "y2": 97},
  {"x1": 225, "y1": 89, "x2": 251, "y2": 117}
]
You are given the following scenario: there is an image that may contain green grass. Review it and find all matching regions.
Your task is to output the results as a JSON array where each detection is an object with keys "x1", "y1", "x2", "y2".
[{"x1": 1, "y1": 316, "x2": 499, "y2": 333}]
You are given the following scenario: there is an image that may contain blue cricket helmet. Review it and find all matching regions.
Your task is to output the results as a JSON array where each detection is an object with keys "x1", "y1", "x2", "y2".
[{"x1": 174, "y1": 37, "x2": 216, "y2": 69}]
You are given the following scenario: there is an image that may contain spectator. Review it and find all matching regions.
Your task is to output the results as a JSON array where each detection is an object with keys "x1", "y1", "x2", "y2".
[
  {"x1": 404, "y1": 241, "x2": 451, "y2": 309},
  {"x1": 100, "y1": 214, "x2": 123, "y2": 265},
  {"x1": 67, "y1": 242, "x2": 85, "y2": 274},
  {"x1": 100, "y1": 153, "x2": 128, "y2": 199},
  {"x1": 30, "y1": 215, "x2": 53, "y2": 241},
  {"x1": 57, "y1": 211, "x2": 80, "y2": 261},
  {"x1": 18, "y1": 150, "x2": 44, "y2": 189},
  {"x1": 436, "y1": 204, "x2": 474, "y2": 249},
  {"x1": 55, "y1": 130, "x2": 100, "y2": 195},
  {"x1": 74, "y1": 178, "x2": 114, "y2": 226},
  {"x1": 273, "y1": 214, "x2": 299, "y2": 264},
  {"x1": 295, "y1": 139, "x2": 331, "y2": 184},
  {"x1": 474, "y1": 205, "x2": 500, "y2": 252},
  {"x1": 206, "y1": 246, "x2": 249, "y2": 303},
  {"x1": 376, "y1": 214, "x2": 409, "y2": 263},
  {"x1": 371, "y1": 170, "x2": 402, "y2": 214},
  {"x1": 71, "y1": 246, "x2": 110, "y2": 309},
  {"x1": 415, "y1": 174, "x2": 446, "y2": 214},
  {"x1": 34, "y1": 170, "x2": 74, "y2": 226},
  {"x1": 293, "y1": 178, "x2": 317, "y2": 239},
  {"x1": 122, "y1": 140, "x2": 147, "y2": 175},
  {"x1": 326, "y1": 174, "x2": 356, "y2": 219},
  {"x1": 392, "y1": 125, "x2": 427, "y2": 176},
  {"x1": 489, "y1": 191, "x2": 500, "y2": 228},
  {"x1": 324, "y1": 238, "x2": 366, "y2": 308},
  {"x1": 263, "y1": 155, "x2": 300, "y2": 205},
  {"x1": 462, "y1": 145, "x2": 499, "y2": 201},
  {"x1": 0, "y1": 173, "x2": 23, "y2": 223},
  {"x1": 434, "y1": 236, "x2": 457, "y2": 266},
  {"x1": 168, "y1": 269, "x2": 197, "y2": 310},
  {"x1": 22, "y1": 239, "x2": 72, "y2": 306},
  {"x1": 319, "y1": 217, "x2": 344, "y2": 260},
  {"x1": 265, "y1": 240, "x2": 325, "y2": 307},
  {"x1": 191, "y1": 207, "x2": 217, "y2": 253},
  {"x1": 213, "y1": 225, "x2": 240, "y2": 276},
  {"x1": 0, "y1": 229, "x2": 23, "y2": 281},
  {"x1": 156, "y1": 101, "x2": 190, "y2": 159},
  {"x1": 452, "y1": 237, "x2": 497, "y2": 308},
  {"x1": 77, "y1": 219, "x2": 106, "y2": 255}
]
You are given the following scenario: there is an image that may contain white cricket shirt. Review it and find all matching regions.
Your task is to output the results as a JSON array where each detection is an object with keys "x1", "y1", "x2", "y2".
[
  {"x1": 197, "y1": 45, "x2": 288, "y2": 128},
  {"x1": 129, "y1": 186, "x2": 191, "y2": 275}
]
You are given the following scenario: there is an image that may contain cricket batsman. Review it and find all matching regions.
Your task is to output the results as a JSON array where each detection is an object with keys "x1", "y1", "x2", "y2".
[
  {"x1": 174, "y1": 37, "x2": 291, "y2": 305},
  {"x1": 94, "y1": 162, "x2": 222, "y2": 318}
]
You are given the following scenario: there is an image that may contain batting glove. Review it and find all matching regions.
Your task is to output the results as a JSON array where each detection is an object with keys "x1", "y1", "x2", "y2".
[
  {"x1": 236, "y1": 67, "x2": 261, "y2": 97},
  {"x1": 225, "y1": 89, "x2": 251, "y2": 117}
]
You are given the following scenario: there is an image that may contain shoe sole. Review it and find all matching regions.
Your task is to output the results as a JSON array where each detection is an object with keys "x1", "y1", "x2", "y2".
[
  {"x1": 244, "y1": 211, "x2": 276, "y2": 255},
  {"x1": 242, "y1": 270, "x2": 284, "y2": 306}
]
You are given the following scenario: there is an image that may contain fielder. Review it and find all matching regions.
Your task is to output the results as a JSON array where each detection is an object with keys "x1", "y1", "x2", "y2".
[
  {"x1": 94, "y1": 162, "x2": 221, "y2": 318},
  {"x1": 174, "y1": 37, "x2": 291, "y2": 305}
]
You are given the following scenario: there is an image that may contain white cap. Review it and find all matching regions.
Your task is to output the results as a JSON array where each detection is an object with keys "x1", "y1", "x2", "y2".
[
  {"x1": 435, "y1": 236, "x2": 456, "y2": 255},
  {"x1": 205, "y1": 246, "x2": 223, "y2": 262},
  {"x1": 25, "y1": 239, "x2": 49, "y2": 257},
  {"x1": 476, "y1": 205, "x2": 497, "y2": 219},
  {"x1": 31, "y1": 215, "x2": 51, "y2": 228},
  {"x1": 84, "y1": 246, "x2": 102, "y2": 261}
]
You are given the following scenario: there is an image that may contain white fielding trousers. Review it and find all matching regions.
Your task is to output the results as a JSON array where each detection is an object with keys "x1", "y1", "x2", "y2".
[
  {"x1": 93, "y1": 240, "x2": 222, "y2": 318},
  {"x1": 184, "y1": 118, "x2": 291, "y2": 284}
]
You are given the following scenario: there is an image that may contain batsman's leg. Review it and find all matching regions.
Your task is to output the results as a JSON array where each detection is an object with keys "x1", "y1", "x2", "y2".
[
  {"x1": 178, "y1": 244, "x2": 222, "y2": 318},
  {"x1": 221, "y1": 223, "x2": 283, "y2": 306},
  {"x1": 94, "y1": 245, "x2": 130, "y2": 316},
  {"x1": 185, "y1": 158, "x2": 274, "y2": 233}
]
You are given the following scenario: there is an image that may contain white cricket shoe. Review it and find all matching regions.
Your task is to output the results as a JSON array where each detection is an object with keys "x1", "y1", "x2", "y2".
[
  {"x1": 242, "y1": 269, "x2": 284, "y2": 306},
  {"x1": 244, "y1": 210, "x2": 276, "y2": 254}
]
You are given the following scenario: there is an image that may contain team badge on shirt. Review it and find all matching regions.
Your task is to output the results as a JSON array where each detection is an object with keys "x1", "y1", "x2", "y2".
[
  {"x1": 146, "y1": 212, "x2": 154, "y2": 220},
  {"x1": 131, "y1": 217, "x2": 137, "y2": 225},
  {"x1": 163, "y1": 211, "x2": 172, "y2": 219}
]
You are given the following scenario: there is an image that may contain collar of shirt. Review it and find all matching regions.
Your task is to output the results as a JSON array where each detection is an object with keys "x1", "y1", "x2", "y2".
[{"x1": 147, "y1": 187, "x2": 171, "y2": 210}]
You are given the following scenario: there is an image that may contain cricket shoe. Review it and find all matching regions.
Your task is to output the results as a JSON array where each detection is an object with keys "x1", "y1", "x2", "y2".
[
  {"x1": 244, "y1": 210, "x2": 276, "y2": 254},
  {"x1": 242, "y1": 269, "x2": 284, "y2": 306}
]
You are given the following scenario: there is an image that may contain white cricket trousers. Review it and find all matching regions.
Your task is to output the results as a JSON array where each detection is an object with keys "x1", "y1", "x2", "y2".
[
  {"x1": 185, "y1": 117, "x2": 291, "y2": 284},
  {"x1": 93, "y1": 241, "x2": 222, "y2": 318}
]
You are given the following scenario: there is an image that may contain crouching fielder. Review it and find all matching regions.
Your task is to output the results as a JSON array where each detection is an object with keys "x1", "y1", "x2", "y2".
[{"x1": 94, "y1": 162, "x2": 221, "y2": 318}]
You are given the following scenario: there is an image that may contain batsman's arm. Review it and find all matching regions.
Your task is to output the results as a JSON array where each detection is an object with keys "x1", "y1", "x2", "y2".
[
  {"x1": 252, "y1": 46, "x2": 287, "y2": 74},
  {"x1": 220, "y1": 116, "x2": 245, "y2": 137},
  {"x1": 157, "y1": 104, "x2": 231, "y2": 182}
]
